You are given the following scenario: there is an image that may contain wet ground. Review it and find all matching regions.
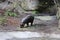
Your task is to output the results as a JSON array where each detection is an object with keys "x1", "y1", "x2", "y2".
[{"x1": 0, "y1": 32, "x2": 60, "y2": 40}]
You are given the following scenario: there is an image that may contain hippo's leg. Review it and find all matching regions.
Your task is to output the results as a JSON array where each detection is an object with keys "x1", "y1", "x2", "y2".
[
  {"x1": 26, "y1": 23, "x2": 29, "y2": 27},
  {"x1": 31, "y1": 21, "x2": 33, "y2": 26}
]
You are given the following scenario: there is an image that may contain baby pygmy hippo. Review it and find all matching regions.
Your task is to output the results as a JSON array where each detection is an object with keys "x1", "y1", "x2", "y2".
[{"x1": 20, "y1": 15, "x2": 34, "y2": 28}]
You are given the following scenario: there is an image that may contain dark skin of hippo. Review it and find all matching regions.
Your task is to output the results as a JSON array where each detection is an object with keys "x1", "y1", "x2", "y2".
[{"x1": 20, "y1": 15, "x2": 34, "y2": 28}]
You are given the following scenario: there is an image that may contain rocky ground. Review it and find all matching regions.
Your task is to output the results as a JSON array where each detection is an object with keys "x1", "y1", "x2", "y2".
[{"x1": 0, "y1": 15, "x2": 58, "y2": 32}]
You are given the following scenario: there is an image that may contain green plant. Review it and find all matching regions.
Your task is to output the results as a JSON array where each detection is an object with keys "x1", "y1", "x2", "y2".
[
  {"x1": 5, "y1": 10, "x2": 17, "y2": 17},
  {"x1": 8, "y1": 12, "x2": 17, "y2": 17},
  {"x1": 32, "y1": 11, "x2": 37, "y2": 14},
  {"x1": 0, "y1": 17, "x2": 6, "y2": 24}
]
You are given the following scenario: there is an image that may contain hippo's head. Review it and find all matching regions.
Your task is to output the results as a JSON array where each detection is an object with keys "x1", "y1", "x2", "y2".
[{"x1": 20, "y1": 23, "x2": 24, "y2": 28}]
